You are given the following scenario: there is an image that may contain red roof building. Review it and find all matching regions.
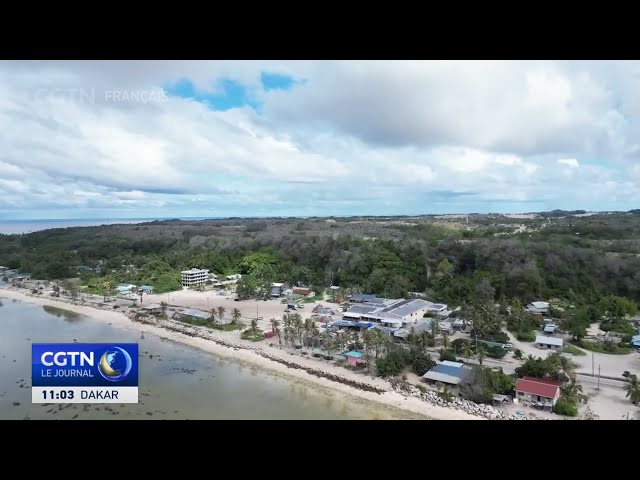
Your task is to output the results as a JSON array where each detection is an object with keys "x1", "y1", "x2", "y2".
[
  {"x1": 515, "y1": 376, "x2": 562, "y2": 408},
  {"x1": 293, "y1": 287, "x2": 313, "y2": 297}
]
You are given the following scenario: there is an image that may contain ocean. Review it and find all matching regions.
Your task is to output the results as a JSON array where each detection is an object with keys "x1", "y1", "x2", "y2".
[
  {"x1": 0, "y1": 297, "x2": 421, "y2": 420},
  {"x1": 0, "y1": 218, "x2": 195, "y2": 235}
]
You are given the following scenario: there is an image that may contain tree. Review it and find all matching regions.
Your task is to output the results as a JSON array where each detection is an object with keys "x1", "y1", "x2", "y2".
[
  {"x1": 231, "y1": 308, "x2": 241, "y2": 325},
  {"x1": 411, "y1": 351, "x2": 436, "y2": 376},
  {"x1": 476, "y1": 346, "x2": 486, "y2": 366},
  {"x1": 441, "y1": 331, "x2": 450, "y2": 350},
  {"x1": 459, "y1": 366, "x2": 514, "y2": 404},
  {"x1": 430, "y1": 319, "x2": 439, "y2": 346},
  {"x1": 101, "y1": 280, "x2": 115, "y2": 302},
  {"x1": 250, "y1": 318, "x2": 258, "y2": 339},
  {"x1": 210, "y1": 310, "x2": 217, "y2": 324},
  {"x1": 160, "y1": 301, "x2": 167, "y2": 315},
  {"x1": 217, "y1": 306, "x2": 226, "y2": 322},
  {"x1": 461, "y1": 343, "x2": 474, "y2": 364},
  {"x1": 624, "y1": 374, "x2": 640, "y2": 404}
]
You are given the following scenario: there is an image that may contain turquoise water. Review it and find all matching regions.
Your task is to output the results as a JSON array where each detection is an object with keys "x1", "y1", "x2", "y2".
[{"x1": 0, "y1": 297, "x2": 422, "y2": 420}]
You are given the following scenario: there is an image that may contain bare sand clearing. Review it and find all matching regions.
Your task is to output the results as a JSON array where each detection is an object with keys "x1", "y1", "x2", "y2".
[
  {"x1": 145, "y1": 290, "x2": 298, "y2": 322},
  {"x1": 0, "y1": 288, "x2": 484, "y2": 420}
]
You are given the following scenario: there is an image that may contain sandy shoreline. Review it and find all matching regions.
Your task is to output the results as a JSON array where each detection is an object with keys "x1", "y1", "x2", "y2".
[{"x1": 0, "y1": 288, "x2": 485, "y2": 420}]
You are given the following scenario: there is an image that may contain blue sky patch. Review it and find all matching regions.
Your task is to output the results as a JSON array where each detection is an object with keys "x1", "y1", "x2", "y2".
[
  {"x1": 165, "y1": 78, "x2": 258, "y2": 111},
  {"x1": 261, "y1": 72, "x2": 296, "y2": 91}
]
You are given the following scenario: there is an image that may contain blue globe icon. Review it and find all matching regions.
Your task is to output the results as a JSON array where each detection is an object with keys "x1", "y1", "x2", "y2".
[{"x1": 98, "y1": 347, "x2": 132, "y2": 382}]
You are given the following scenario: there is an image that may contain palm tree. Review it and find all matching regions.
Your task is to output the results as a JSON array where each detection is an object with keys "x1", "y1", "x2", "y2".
[
  {"x1": 441, "y1": 331, "x2": 450, "y2": 350},
  {"x1": 563, "y1": 377, "x2": 583, "y2": 403},
  {"x1": 101, "y1": 280, "x2": 114, "y2": 302},
  {"x1": 418, "y1": 331, "x2": 430, "y2": 352},
  {"x1": 624, "y1": 374, "x2": 640, "y2": 404},
  {"x1": 217, "y1": 306, "x2": 226, "y2": 322},
  {"x1": 322, "y1": 333, "x2": 335, "y2": 358},
  {"x1": 477, "y1": 346, "x2": 486, "y2": 366},
  {"x1": 231, "y1": 308, "x2": 241, "y2": 325},
  {"x1": 160, "y1": 301, "x2": 167, "y2": 315},
  {"x1": 210, "y1": 309, "x2": 217, "y2": 324},
  {"x1": 373, "y1": 328, "x2": 386, "y2": 358},
  {"x1": 461, "y1": 343, "x2": 474, "y2": 364},
  {"x1": 311, "y1": 324, "x2": 320, "y2": 348},
  {"x1": 430, "y1": 318, "x2": 439, "y2": 346},
  {"x1": 291, "y1": 314, "x2": 304, "y2": 346},
  {"x1": 271, "y1": 319, "x2": 282, "y2": 346},
  {"x1": 555, "y1": 353, "x2": 577, "y2": 383},
  {"x1": 304, "y1": 318, "x2": 314, "y2": 348},
  {"x1": 250, "y1": 318, "x2": 258, "y2": 339},
  {"x1": 361, "y1": 329, "x2": 372, "y2": 373}
]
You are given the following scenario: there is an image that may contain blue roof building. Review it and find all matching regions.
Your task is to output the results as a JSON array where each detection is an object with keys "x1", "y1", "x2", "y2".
[{"x1": 422, "y1": 361, "x2": 467, "y2": 385}]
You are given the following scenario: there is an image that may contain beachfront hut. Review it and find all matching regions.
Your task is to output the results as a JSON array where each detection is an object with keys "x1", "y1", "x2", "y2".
[
  {"x1": 138, "y1": 285, "x2": 154, "y2": 294},
  {"x1": 142, "y1": 303, "x2": 163, "y2": 315},
  {"x1": 345, "y1": 351, "x2": 364, "y2": 366}
]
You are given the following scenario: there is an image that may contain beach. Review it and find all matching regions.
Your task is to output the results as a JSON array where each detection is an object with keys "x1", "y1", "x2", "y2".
[{"x1": 0, "y1": 287, "x2": 486, "y2": 420}]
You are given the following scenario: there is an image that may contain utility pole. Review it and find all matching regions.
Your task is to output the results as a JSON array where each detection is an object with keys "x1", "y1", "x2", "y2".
[
  {"x1": 597, "y1": 364, "x2": 601, "y2": 390},
  {"x1": 592, "y1": 352, "x2": 595, "y2": 377}
]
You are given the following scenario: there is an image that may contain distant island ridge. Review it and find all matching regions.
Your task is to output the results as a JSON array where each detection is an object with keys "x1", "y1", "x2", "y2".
[{"x1": 1, "y1": 209, "x2": 638, "y2": 235}]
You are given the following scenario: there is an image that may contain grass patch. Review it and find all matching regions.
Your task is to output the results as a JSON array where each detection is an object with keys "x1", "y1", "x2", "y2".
[
  {"x1": 303, "y1": 297, "x2": 316, "y2": 303},
  {"x1": 211, "y1": 322, "x2": 241, "y2": 331},
  {"x1": 563, "y1": 344, "x2": 587, "y2": 356},
  {"x1": 572, "y1": 340, "x2": 632, "y2": 355},
  {"x1": 241, "y1": 328, "x2": 264, "y2": 341},
  {"x1": 516, "y1": 330, "x2": 536, "y2": 342}
]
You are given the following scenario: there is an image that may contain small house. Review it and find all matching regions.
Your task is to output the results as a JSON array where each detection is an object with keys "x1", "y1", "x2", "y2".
[
  {"x1": 514, "y1": 376, "x2": 562, "y2": 409},
  {"x1": 422, "y1": 361, "x2": 467, "y2": 386},
  {"x1": 526, "y1": 301, "x2": 550, "y2": 315},
  {"x1": 535, "y1": 335, "x2": 563, "y2": 350},
  {"x1": 349, "y1": 293, "x2": 380, "y2": 303},
  {"x1": 116, "y1": 283, "x2": 137, "y2": 293},
  {"x1": 138, "y1": 285, "x2": 154, "y2": 294},
  {"x1": 142, "y1": 303, "x2": 163, "y2": 315},
  {"x1": 174, "y1": 308, "x2": 211, "y2": 322},
  {"x1": 543, "y1": 324, "x2": 557, "y2": 334},
  {"x1": 292, "y1": 287, "x2": 313, "y2": 297},
  {"x1": 344, "y1": 351, "x2": 365, "y2": 366},
  {"x1": 271, "y1": 282, "x2": 289, "y2": 297}
]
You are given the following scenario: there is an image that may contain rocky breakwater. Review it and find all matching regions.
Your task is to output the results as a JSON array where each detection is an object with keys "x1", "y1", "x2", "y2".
[{"x1": 388, "y1": 381, "x2": 538, "y2": 420}]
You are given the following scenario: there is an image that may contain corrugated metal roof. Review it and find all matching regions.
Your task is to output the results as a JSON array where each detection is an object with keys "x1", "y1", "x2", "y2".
[
  {"x1": 422, "y1": 370, "x2": 464, "y2": 385},
  {"x1": 430, "y1": 364, "x2": 464, "y2": 377},
  {"x1": 535, "y1": 335, "x2": 563, "y2": 346},
  {"x1": 515, "y1": 378, "x2": 559, "y2": 398},
  {"x1": 179, "y1": 308, "x2": 210, "y2": 319},
  {"x1": 439, "y1": 360, "x2": 464, "y2": 368}
]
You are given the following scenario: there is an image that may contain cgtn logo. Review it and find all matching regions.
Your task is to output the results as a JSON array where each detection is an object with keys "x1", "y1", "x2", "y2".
[{"x1": 32, "y1": 343, "x2": 138, "y2": 404}]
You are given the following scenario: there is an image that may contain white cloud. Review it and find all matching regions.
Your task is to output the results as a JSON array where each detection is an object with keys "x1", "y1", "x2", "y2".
[
  {"x1": 1, "y1": 60, "x2": 640, "y2": 217},
  {"x1": 558, "y1": 158, "x2": 580, "y2": 168}
]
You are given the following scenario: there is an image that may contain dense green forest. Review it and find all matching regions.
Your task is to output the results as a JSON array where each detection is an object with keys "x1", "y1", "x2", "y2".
[{"x1": 3, "y1": 213, "x2": 640, "y2": 305}]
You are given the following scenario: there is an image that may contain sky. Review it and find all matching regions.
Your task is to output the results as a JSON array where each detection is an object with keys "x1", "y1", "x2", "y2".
[{"x1": 2, "y1": 60, "x2": 640, "y2": 219}]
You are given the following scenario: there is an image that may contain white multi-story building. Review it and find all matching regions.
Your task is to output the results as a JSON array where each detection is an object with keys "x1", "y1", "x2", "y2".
[{"x1": 181, "y1": 268, "x2": 209, "y2": 287}]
